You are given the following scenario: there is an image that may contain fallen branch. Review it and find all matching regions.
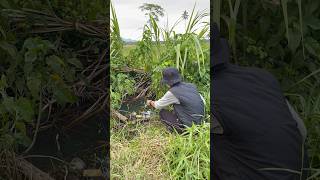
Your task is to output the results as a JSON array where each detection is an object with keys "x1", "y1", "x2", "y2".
[
  {"x1": 112, "y1": 66, "x2": 145, "y2": 73},
  {"x1": 111, "y1": 109, "x2": 128, "y2": 122},
  {"x1": 15, "y1": 158, "x2": 55, "y2": 180},
  {"x1": 83, "y1": 169, "x2": 103, "y2": 177}
]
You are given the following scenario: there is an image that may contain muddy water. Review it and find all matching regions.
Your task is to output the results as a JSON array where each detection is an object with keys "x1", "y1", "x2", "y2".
[
  {"x1": 119, "y1": 99, "x2": 147, "y2": 115},
  {"x1": 27, "y1": 114, "x2": 107, "y2": 178}
]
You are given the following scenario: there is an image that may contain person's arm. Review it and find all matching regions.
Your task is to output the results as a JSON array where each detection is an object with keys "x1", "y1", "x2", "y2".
[
  {"x1": 286, "y1": 99, "x2": 307, "y2": 142},
  {"x1": 147, "y1": 91, "x2": 179, "y2": 109}
]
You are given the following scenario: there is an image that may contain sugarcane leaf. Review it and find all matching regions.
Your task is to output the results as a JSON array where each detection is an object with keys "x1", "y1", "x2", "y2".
[{"x1": 288, "y1": 28, "x2": 301, "y2": 53}]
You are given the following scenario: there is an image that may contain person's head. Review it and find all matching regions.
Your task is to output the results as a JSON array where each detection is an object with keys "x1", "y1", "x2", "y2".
[{"x1": 161, "y1": 67, "x2": 182, "y2": 88}]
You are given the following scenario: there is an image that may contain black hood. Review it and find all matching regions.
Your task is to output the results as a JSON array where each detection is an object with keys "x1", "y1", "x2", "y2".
[{"x1": 211, "y1": 23, "x2": 230, "y2": 71}]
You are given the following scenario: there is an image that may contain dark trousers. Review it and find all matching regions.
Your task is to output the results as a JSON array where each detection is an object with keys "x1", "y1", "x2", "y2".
[{"x1": 159, "y1": 109, "x2": 184, "y2": 133}]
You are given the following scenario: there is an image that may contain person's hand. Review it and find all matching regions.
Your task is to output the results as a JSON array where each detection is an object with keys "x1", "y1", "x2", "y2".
[{"x1": 146, "y1": 100, "x2": 152, "y2": 106}]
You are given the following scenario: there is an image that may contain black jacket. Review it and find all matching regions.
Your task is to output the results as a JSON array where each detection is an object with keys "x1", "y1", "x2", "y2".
[{"x1": 211, "y1": 24, "x2": 308, "y2": 180}]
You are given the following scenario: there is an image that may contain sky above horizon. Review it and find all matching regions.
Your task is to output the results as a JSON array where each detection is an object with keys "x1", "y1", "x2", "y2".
[{"x1": 112, "y1": 0, "x2": 210, "y2": 40}]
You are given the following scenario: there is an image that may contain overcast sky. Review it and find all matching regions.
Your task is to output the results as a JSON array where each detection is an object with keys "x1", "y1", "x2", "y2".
[{"x1": 112, "y1": 0, "x2": 210, "y2": 40}]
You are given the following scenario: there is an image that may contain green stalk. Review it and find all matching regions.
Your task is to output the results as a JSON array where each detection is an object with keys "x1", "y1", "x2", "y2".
[
  {"x1": 296, "y1": 0, "x2": 306, "y2": 60},
  {"x1": 182, "y1": 48, "x2": 188, "y2": 75},
  {"x1": 281, "y1": 0, "x2": 290, "y2": 51},
  {"x1": 242, "y1": 0, "x2": 248, "y2": 59},
  {"x1": 227, "y1": 0, "x2": 241, "y2": 63},
  {"x1": 213, "y1": 0, "x2": 221, "y2": 27},
  {"x1": 175, "y1": 44, "x2": 181, "y2": 70}
]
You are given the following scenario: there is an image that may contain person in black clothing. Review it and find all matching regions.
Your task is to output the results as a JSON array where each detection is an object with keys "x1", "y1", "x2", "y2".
[{"x1": 211, "y1": 23, "x2": 309, "y2": 180}]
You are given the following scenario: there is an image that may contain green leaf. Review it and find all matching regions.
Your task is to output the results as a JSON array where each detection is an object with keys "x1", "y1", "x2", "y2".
[
  {"x1": 16, "y1": 97, "x2": 34, "y2": 123},
  {"x1": 15, "y1": 122, "x2": 26, "y2": 136},
  {"x1": 54, "y1": 85, "x2": 77, "y2": 104},
  {"x1": 0, "y1": 75, "x2": 7, "y2": 90},
  {"x1": 0, "y1": 0, "x2": 10, "y2": 8},
  {"x1": 23, "y1": 38, "x2": 36, "y2": 50},
  {"x1": 305, "y1": 16, "x2": 320, "y2": 30},
  {"x1": 7, "y1": 63, "x2": 18, "y2": 86},
  {"x1": 2, "y1": 96, "x2": 15, "y2": 114},
  {"x1": 24, "y1": 62, "x2": 33, "y2": 76},
  {"x1": 305, "y1": 37, "x2": 320, "y2": 59},
  {"x1": 67, "y1": 58, "x2": 83, "y2": 68},
  {"x1": 65, "y1": 68, "x2": 76, "y2": 82},
  {"x1": 25, "y1": 50, "x2": 37, "y2": 62},
  {"x1": 305, "y1": 1, "x2": 319, "y2": 16},
  {"x1": 0, "y1": 26, "x2": 6, "y2": 39},
  {"x1": 23, "y1": 37, "x2": 55, "y2": 53},
  {"x1": 14, "y1": 133, "x2": 31, "y2": 147},
  {"x1": 0, "y1": 134, "x2": 15, "y2": 148},
  {"x1": 15, "y1": 78, "x2": 25, "y2": 94},
  {"x1": 46, "y1": 55, "x2": 64, "y2": 73},
  {"x1": 0, "y1": 41, "x2": 17, "y2": 57},
  {"x1": 27, "y1": 74, "x2": 41, "y2": 99}
]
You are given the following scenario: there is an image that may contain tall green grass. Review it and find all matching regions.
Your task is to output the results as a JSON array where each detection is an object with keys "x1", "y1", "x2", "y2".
[{"x1": 165, "y1": 123, "x2": 210, "y2": 180}]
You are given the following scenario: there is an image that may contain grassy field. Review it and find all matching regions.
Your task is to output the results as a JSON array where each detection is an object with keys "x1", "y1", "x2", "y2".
[
  {"x1": 123, "y1": 44, "x2": 137, "y2": 56},
  {"x1": 110, "y1": 116, "x2": 210, "y2": 180},
  {"x1": 110, "y1": 118, "x2": 170, "y2": 179}
]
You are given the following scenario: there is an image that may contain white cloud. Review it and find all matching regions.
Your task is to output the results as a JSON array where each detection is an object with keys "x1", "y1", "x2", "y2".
[{"x1": 112, "y1": 0, "x2": 210, "y2": 40}]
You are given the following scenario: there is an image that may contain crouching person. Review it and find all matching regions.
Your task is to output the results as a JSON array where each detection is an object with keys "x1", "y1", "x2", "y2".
[{"x1": 146, "y1": 67, "x2": 205, "y2": 133}]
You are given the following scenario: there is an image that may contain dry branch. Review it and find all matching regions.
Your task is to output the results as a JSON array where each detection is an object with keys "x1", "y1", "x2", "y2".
[
  {"x1": 111, "y1": 109, "x2": 128, "y2": 122},
  {"x1": 2, "y1": 8, "x2": 107, "y2": 39},
  {"x1": 1, "y1": 152, "x2": 55, "y2": 180},
  {"x1": 15, "y1": 158, "x2": 55, "y2": 180},
  {"x1": 112, "y1": 66, "x2": 145, "y2": 73}
]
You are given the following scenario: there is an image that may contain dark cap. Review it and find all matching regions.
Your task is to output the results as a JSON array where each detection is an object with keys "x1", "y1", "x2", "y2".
[{"x1": 161, "y1": 67, "x2": 182, "y2": 86}]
